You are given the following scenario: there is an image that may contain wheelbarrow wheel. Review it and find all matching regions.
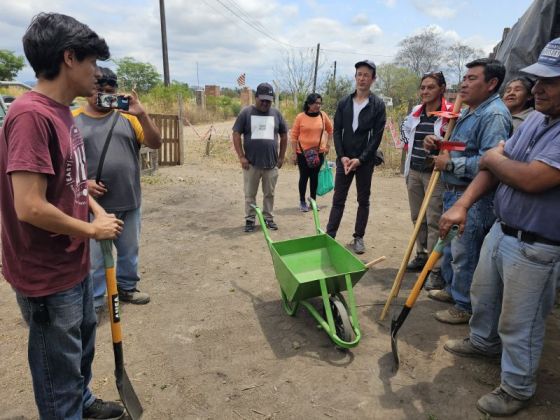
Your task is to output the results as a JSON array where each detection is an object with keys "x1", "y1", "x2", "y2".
[{"x1": 329, "y1": 296, "x2": 353, "y2": 344}]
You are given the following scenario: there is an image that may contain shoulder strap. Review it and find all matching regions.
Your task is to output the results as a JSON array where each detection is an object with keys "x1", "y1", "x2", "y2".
[
  {"x1": 317, "y1": 112, "x2": 324, "y2": 149},
  {"x1": 95, "y1": 112, "x2": 120, "y2": 184}
]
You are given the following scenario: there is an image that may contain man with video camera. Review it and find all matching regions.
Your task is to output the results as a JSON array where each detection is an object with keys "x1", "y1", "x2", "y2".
[{"x1": 73, "y1": 67, "x2": 162, "y2": 311}]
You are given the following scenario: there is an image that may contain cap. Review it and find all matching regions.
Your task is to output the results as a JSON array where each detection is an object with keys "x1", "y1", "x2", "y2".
[
  {"x1": 521, "y1": 38, "x2": 560, "y2": 78},
  {"x1": 355, "y1": 59, "x2": 376, "y2": 73},
  {"x1": 256, "y1": 82, "x2": 274, "y2": 101}
]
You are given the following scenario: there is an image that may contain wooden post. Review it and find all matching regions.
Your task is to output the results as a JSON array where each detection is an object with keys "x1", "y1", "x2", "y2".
[{"x1": 177, "y1": 93, "x2": 185, "y2": 164}]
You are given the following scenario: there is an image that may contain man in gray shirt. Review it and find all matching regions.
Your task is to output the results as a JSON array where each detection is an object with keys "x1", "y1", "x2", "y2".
[
  {"x1": 232, "y1": 83, "x2": 288, "y2": 232},
  {"x1": 73, "y1": 67, "x2": 161, "y2": 309}
]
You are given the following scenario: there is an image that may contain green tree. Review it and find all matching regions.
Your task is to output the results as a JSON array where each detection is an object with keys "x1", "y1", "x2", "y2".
[
  {"x1": 320, "y1": 73, "x2": 353, "y2": 116},
  {"x1": 0, "y1": 50, "x2": 25, "y2": 80},
  {"x1": 114, "y1": 57, "x2": 161, "y2": 92},
  {"x1": 376, "y1": 64, "x2": 419, "y2": 107}
]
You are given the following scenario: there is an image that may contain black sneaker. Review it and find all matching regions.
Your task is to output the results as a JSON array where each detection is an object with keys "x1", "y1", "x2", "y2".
[
  {"x1": 244, "y1": 220, "x2": 255, "y2": 232},
  {"x1": 83, "y1": 398, "x2": 125, "y2": 419},
  {"x1": 265, "y1": 219, "x2": 278, "y2": 230},
  {"x1": 406, "y1": 255, "x2": 427, "y2": 272},
  {"x1": 118, "y1": 288, "x2": 150, "y2": 305}
]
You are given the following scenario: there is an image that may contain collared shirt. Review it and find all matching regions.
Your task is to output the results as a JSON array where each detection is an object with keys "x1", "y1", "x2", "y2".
[
  {"x1": 442, "y1": 93, "x2": 512, "y2": 186},
  {"x1": 495, "y1": 111, "x2": 560, "y2": 241}
]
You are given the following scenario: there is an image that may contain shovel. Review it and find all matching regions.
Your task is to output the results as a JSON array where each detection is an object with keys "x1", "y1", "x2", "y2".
[
  {"x1": 380, "y1": 96, "x2": 463, "y2": 321},
  {"x1": 100, "y1": 240, "x2": 144, "y2": 420},
  {"x1": 390, "y1": 226, "x2": 459, "y2": 370}
]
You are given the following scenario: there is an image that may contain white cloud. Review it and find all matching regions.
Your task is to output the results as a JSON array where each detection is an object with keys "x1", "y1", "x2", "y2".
[
  {"x1": 360, "y1": 25, "x2": 383, "y2": 44},
  {"x1": 382, "y1": 0, "x2": 397, "y2": 7},
  {"x1": 411, "y1": 0, "x2": 459, "y2": 19},
  {"x1": 352, "y1": 13, "x2": 369, "y2": 26}
]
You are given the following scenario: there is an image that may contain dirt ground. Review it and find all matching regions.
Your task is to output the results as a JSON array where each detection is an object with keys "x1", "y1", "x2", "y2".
[{"x1": 1, "y1": 121, "x2": 559, "y2": 420}]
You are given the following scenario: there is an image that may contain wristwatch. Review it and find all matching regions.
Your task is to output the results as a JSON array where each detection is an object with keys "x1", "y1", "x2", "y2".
[{"x1": 445, "y1": 159, "x2": 455, "y2": 173}]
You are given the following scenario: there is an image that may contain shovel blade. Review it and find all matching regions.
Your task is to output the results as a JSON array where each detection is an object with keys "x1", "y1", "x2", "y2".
[
  {"x1": 117, "y1": 367, "x2": 143, "y2": 420},
  {"x1": 390, "y1": 316, "x2": 400, "y2": 370}
]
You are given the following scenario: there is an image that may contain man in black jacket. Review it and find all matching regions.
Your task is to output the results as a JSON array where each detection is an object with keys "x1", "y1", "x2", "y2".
[{"x1": 326, "y1": 60, "x2": 386, "y2": 254}]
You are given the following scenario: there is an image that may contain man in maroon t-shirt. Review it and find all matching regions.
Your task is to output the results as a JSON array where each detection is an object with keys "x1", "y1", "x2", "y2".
[{"x1": 0, "y1": 13, "x2": 125, "y2": 420}]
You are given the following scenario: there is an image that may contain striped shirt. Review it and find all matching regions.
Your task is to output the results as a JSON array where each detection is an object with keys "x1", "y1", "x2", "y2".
[{"x1": 410, "y1": 109, "x2": 437, "y2": 172}]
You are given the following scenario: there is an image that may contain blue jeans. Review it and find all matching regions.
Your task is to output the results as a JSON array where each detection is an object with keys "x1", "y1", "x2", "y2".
[
  {"x1": 15, "y1": 276, "x2": 97, "y2": 419},
  {"x1": 91, "y1": 208, "x2": 141, "y2": 309},
  {"x1": 469, "y1": 222, "x2": 560, "y2": 399},
  {"x1": 440, "y1": 191, "x2": 495, "y2": 312}
]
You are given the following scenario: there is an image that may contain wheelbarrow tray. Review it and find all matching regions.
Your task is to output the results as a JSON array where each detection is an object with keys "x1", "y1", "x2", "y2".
[{"x1": 269, "y1": 233, "x2": 366, "y2": 302}]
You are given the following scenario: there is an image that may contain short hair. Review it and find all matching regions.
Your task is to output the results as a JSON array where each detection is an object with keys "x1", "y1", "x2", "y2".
[
  {"x1": 23, "y1": 13, "x2": 110, "y2": 80},
  {"x1": 465, "y1": 58, "x2": 506, "y2": 93},
  {"x1": 303, "y1": 93, "x2": 322, "y2": 112},
  {"x1": 97, "y1": 66, "x2": 118, "y2": 88},
  {"x1": 504, "y1": 76, "x2": 535, "y2": 109}
]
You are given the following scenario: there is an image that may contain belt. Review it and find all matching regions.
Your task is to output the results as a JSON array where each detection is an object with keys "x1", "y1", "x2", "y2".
[
  {"x1": 444, "y1": 183, "x2": 468, "y2": 192},
  {"x1": 500, "y1": 223, "x2": 560, "y2": 246}
]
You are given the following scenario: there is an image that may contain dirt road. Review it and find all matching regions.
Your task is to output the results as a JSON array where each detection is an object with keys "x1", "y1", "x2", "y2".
[{"x1": 1, "y1": 124, "x2": 559, "y2": 419}]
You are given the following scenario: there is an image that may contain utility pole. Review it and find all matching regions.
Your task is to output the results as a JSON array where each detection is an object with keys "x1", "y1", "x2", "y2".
[
  {"x1": 333, "y1": 60, "x2": 337, "y2": 82},
  {"x1": 159, "y1": 0, "x2": 170, "y2": 86},
  {"x1": 312, "y1": 43, "x2": 320, "y2": 93}
]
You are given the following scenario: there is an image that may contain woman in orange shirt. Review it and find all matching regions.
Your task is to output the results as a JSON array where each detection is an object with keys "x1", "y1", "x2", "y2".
[{"x1": 291, "y1": 93, "x2": 334, "y2": 212}]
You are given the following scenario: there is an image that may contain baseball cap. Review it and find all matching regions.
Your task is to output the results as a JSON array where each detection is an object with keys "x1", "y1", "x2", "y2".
[
  {"x1": 521, "y1": 38, "x2": 560, "y2": 78},
  {"x1": 355, "y1": 59, "x2": 376, "y2": 73},
  {"x1": 256, "y1": 82, "x2": 274, "y2": 101}
]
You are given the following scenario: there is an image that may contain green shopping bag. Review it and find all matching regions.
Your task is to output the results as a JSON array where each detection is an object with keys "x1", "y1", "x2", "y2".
[{"x1": 317, "y1": 161, "x2": 334, "y2": 196}]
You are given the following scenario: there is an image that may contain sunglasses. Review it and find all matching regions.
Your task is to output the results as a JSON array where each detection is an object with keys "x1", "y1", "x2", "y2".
[
  {"x1": 96, "y1": 78, "x2": 118, "y2": 88},
  {"x1": 422, "y1": 71, "x2": 446, "y2": 85}
]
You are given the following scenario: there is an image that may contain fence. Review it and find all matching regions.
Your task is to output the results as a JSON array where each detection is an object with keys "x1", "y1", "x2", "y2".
[{"x1": 150, "y1": 113, "x2": 183, "y2": 166}]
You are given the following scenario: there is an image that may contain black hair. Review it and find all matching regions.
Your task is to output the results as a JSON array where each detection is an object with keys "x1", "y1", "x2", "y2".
[
  {"x1": 23, "y1": 13, "x2": 110, "y2": 80},
  {"x1": 465, "y1": 58, "x2": 506, "y2": 93},
  {"x1": 504, "y1": 76, "x2": 535, "y2": 109},
  {"x1": 303, "y1": 93, "x2": 322, "y2": 112},
  {"x1": 97, "y1": 66, "x2": 118, "y2": 87},
  {"x1": 421, "y1": 71, "x2": 446, "y2": 87}
]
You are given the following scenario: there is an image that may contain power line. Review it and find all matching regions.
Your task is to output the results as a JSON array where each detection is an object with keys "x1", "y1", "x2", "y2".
[{"x1": 214, "y1": 0, "x2": 303, "y2": 50}]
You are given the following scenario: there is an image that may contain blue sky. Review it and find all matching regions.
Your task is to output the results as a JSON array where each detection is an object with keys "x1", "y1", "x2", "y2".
[{"x1": 1, "y1": 0, "x2": 534, "y2": 88}]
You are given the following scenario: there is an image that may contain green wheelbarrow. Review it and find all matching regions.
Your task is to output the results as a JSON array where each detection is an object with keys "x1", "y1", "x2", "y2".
[{"x1": 253, "y1": 199, "x2": 385, "y2": 349}]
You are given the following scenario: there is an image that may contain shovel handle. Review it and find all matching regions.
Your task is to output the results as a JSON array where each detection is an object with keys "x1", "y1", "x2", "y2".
[
  {"x1": 365, "y1": 256, "x2": 386, "y2": 268},
  {"x1": 100, "y1": 240, "x2": 123, "y2": 344}
]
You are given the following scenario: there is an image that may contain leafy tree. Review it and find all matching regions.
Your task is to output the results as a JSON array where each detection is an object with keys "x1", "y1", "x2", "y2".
[
  {"x1": 446, "y1": 42, "x2": 485, "y2": 86},
  {"x1": 114, "y1": 57, "x2": 161, "y2": 92},
  {"x1": 320, "y1": 73, "x2": 353, "y2": 116},
  {"x1": 0, "y1": 50, "x2": 25, "y2": 80},
  {"x1": 395, "y1": 27, "x2": 445, "y2": 76},
  {"x1": 376, "y1": 64, "x2": 419, "y2": 107}
]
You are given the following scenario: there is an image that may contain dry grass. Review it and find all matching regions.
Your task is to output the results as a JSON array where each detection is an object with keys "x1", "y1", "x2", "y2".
[{"x1": 180, "y1": 119, "x2": 404, "y2": 175}]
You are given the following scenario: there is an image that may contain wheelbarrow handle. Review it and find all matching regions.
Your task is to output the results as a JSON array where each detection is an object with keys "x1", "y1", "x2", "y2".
[
  {"x1": 251, "y1": 204, "x2": 272, "y2": 246},
  {"x1": 307, "y1": 198, "x2": 323, "y2": 235}
]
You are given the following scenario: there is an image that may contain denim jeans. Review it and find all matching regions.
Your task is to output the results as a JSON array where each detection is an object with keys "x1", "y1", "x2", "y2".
[
  {"x1": 326, "y1": 159, "x2": 375, "y2": 239},
  {"x1": 90, "y1": 207, "x2": 141, "y2": 309},
  {"x1": 469, "y1": 222, "x2": 560, "y2": 399},
  {"x1": 440, "y1": 191, "x2": 495, "y2": 312},
  {"x1": 15, "y1": 276, "x2": 97, "y2": 419}
]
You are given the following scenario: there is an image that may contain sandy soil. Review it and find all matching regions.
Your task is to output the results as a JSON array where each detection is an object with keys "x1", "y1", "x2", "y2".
[{"x1": 1, "y1": 121, "x2": 559, "y2": 420}]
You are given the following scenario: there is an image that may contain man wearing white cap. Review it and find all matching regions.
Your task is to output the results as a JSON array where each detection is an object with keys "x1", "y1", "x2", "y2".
[{"x1": 440, "y1": 38, "x2": 560, "y2": 417}]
